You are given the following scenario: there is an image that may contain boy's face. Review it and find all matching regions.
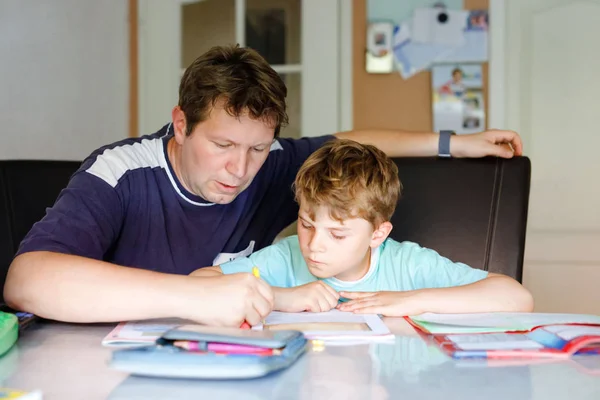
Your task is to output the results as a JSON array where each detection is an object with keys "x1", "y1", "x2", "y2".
[{"x1": 297, "y1": 203, "x2": 390, "y2": 281}]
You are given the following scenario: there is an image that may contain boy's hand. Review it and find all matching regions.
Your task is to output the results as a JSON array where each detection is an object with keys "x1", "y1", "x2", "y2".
[
  {"x1": 274, "y1": 281, "x2": 339, "y2": 313},
  {"x1": 337, "y1": 290, "x2": 426, "y2": 317}
]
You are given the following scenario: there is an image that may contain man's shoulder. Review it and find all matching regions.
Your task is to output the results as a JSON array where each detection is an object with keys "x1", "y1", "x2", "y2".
[
  {"x1": 264, "y1": 135, "x2": 335, "y2": 162},
  {"x1": 77, "y1": 124, "x2": 171, "y2": 188}
]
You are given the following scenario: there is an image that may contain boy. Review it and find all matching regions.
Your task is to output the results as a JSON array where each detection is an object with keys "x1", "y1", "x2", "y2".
[{"x1": 191, "y1": 140, "x2": 533, "y2": 317}]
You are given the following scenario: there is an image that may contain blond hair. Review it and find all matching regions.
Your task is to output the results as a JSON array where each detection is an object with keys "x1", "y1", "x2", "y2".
[{"x1": 294, "y1": 139, "x2": 401, "y2": 227}]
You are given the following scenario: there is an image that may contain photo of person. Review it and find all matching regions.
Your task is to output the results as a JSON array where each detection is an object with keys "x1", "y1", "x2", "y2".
[
  {"x1": 432, "y1": 64, "x2": 485, "y2": 134},
  {"x1": 467, "y1": 10, "x2": 489, "y2": 31}
]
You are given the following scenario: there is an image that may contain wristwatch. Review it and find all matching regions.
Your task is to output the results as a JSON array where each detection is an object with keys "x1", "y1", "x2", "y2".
[{"x1": 438, "y1": 130, "x2": 456, "y2": 158}]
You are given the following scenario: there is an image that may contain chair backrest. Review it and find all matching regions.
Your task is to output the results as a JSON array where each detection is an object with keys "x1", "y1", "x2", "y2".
[
  {"x1": 0, "y1": 160, "x2": 81, "y2": 295},
  {"x1": 0, "y1": 156, "x2": 531, "y2": 297},
  {"x1": 389, "y1": 156, "x2": 531, "y2": 282}
]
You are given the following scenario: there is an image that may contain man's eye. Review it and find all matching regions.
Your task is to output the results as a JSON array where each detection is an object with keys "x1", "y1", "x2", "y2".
[
  {"x1": 214, "y1": 142, "x2": 231, "y2": 149},
  {"x1": 252, "y1": 146, "x2": 268, "y2": 152}
]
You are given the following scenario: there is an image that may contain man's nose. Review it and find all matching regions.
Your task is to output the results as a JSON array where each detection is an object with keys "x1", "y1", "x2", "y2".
[{"x1": 227, "y1": 150, "x2": 248, "y2": 179}]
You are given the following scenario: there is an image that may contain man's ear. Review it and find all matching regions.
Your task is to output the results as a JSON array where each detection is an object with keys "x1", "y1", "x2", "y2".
[
  {"x1": 172, "y1": 106, "x2": 187, "y2": 145},
  {"x1": 370, "y1": 221, "x2": 393, "y2": 248}
]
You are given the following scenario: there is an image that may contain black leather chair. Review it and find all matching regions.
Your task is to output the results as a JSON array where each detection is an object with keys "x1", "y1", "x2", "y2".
[
  {"x1": 0, "y1": 156, "x2": 530, "y2": 301},
  {"x1": 389, "y1": 156, "x2": 531, "y2": 282},
  {"x1": 0, "y1": 161, "x2": 81, "y2": 296}
]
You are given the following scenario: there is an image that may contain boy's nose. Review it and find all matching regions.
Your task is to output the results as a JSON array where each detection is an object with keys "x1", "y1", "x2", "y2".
[{"x1": 308, "y1": 232, "x2": 325, "y2": 253}]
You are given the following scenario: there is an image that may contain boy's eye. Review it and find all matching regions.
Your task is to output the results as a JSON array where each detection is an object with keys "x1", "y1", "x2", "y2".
[
  {"x1": 301, "y1": 222, "x2": 313, "y2": 230},
  {"x1": 331, "y1": 233, "x2": 346, "y2": 240}
]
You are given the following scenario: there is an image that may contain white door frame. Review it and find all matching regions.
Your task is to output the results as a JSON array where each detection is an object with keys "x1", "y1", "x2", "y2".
[
  {"x1": 137, "y1": 0, "x2": 352, "y2": 137},
  {"x1": 488, "y1": 0, "x2": 507, "y2": 130}
]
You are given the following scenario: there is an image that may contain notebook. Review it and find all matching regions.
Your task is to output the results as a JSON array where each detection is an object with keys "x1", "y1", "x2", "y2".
[
  {"x1": 254, "y1": 310, "x2": 394, "y2": 343},
  {"x1": 407, "y1": 312, "x2": 600, "y2": 334},
  {"x1": 102, "y1": 310, "x2": 394, "y2": 347},
  {"x1": 102, "y1": 318, "x2": 188, "y2": 347},
  {"x1": 406, "y1": 312, "x2": 600, "y2": 360},
  {"x1": 430, "y1": 325, "x2": 600, "y2": 360}
]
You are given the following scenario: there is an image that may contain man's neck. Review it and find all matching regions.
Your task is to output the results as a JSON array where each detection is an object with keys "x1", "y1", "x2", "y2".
[{"x1": 166, "y1": 137, "x2": 192, "y2": 194}]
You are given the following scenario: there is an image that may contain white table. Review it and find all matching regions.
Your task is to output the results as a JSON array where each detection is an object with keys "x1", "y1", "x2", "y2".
[{"x1": 3, "y1": 318, "x2": 600, "y2": 400}]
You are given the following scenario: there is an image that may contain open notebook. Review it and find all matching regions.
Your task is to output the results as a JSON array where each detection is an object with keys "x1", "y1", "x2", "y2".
[
  {"x1": 406, "y1": 312, "x2": 600, "y2": 360},
  {"x1": 407, "y1": 312, "x2": 600, "y2": 334}
]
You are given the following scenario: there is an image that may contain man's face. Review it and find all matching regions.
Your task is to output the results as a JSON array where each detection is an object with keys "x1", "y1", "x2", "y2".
[
  {"x1": 297, "y1": 203, "x2": 375, "y2": 281},
  {"x1": 172, "y1": 105, "x2": 275, "y2": 204}
]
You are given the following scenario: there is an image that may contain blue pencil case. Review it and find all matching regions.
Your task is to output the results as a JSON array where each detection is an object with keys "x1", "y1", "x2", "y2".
[{"x1": 109, "y1": 325, "x2": 307, "y2": 379}]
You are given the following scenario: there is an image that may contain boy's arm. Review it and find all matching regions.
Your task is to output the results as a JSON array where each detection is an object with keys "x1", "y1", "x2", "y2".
[
  {"x1": 339, "y1": 273, "x2": 534, "y2": 316},
  {"x1": 335, "y1": 129, "x2": 523, "y2": 158},
  {"x1": 338, "y1": 242, "x2": 533, "y2": 316},
  {"x1": 204, "y1": 242, "x2": 340, "y2": 313}
]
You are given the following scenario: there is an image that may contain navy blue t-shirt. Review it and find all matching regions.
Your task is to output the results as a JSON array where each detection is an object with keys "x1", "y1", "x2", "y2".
[{"x1": 16, "y1": 124, "x2": 334, "y2": 274}]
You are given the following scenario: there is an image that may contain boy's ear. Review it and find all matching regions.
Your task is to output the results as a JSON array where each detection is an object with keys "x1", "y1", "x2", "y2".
[{"x1": 370, "y1": 221, "x2": 393, "y2": 248}]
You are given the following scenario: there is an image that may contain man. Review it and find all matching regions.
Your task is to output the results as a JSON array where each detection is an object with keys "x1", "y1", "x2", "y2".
[{"x1": 4, "y1": 46, "x2": 522, "y2": 327}]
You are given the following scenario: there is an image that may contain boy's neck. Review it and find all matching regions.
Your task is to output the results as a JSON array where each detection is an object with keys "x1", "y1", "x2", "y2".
[{"x1": 334, "y1": 248, "x2": 372, "y2": 282}]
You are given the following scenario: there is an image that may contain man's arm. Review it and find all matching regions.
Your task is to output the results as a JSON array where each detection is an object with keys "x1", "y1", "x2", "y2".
[
  {"x1": 5, "y1": 169, "x2": 273, "y2": 326},
  {"x1": 5, "y1": 252, "x2": 273, "y2": 326},
  {"x1": 189, "y1": 265, "x2": 340, "y2": 313},
  {"x1": 338, "y1": 273, "x2": 534, "y2": 316},
  {"x1": 190, "y1": 265, "x2": 224, "y2": 277},
  {"x1": 335, "y1": 129, "x2": 523, "y2": 158}
]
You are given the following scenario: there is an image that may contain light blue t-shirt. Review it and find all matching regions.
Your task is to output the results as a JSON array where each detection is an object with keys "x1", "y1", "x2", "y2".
[{"x1": 219, "y1": 236, "x2": 488, "y2": 292}]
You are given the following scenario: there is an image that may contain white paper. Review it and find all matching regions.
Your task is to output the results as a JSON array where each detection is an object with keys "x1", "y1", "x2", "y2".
[
  {"x1": 255, "y1": 310, "x2": 394, "y2": 343},
  {"x1": 412, "y1": 8, "x2": 468, "y2": 47},
  {"x1": 543, "y1": 325, "x2": 600, "y2": 341},
  {"x1": 432, "y1": 63, "x2": 485, "y2": 134},
  {"x1": 393, "y1": 22, "x2": 455, "y2": 79},
  {"x1": 102, "y1": 318, "x2": 187, "y2": 347},
  {"x1": 446, "y1": 333, "x2": 545, "y2": 350}
]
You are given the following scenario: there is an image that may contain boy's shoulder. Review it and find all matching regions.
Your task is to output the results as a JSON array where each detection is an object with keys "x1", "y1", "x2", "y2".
[
  {"x1": 378, "y1": 239, "x2": 436, "y2": 266},
  {"x1": 258, "y1": 235, "x2": 301, "y2": 256},
  {"x1": 380, "y1": 238, "x2": 423, "y2": 254}
]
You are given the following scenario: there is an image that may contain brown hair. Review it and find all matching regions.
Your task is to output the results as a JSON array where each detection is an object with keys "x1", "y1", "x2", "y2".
[
  {"x1": 294, "y1": 139, "x2": 402, "y2": 227},
  {"x1": 178, "y1": 45, "x2": 288, "y2": 137}
]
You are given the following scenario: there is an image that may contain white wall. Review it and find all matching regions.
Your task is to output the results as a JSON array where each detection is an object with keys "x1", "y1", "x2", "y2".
[
  {"x1": 491, "y1": 0, "x2": 600, "y2": 314},
  {"x1": 0, "y1": 0, "x2": 129, "y2": 161}
]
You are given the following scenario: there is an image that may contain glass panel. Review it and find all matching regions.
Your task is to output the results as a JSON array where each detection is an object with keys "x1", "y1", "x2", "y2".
[
  {"x1": 246, "y1": 0, "x2": 301, "y2": 64},
  {"x1": 279, "y1": 73, "x2": 301, "y2": 139},
  {"x1": 181, "y1": 0, "x2": 235, "y2": 68}
]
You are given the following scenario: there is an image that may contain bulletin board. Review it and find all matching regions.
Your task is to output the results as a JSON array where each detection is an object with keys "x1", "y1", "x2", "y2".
[{"x1": 352, "y1": 0, "x2": 489, "y2": 131}]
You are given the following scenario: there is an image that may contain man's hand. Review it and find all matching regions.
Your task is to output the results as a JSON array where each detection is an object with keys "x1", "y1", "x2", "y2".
[
  {"x1": 452, "y1": 129, "x2": 523, "y2": 159},
  {"x1": 337, "y1": 290, "x2": 425, "y2": 317},
  {"x1": 183, "y1": 273, "x2": 274, "y2": 327},
  {"x1": 274, "y1": 281, "x2": 339, "y2": 313}
]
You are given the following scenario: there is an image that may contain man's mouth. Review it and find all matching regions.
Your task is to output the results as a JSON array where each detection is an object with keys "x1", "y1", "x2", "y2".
[{"x1": 216, "y1": 181, "x2": 241, "y2": 192}]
